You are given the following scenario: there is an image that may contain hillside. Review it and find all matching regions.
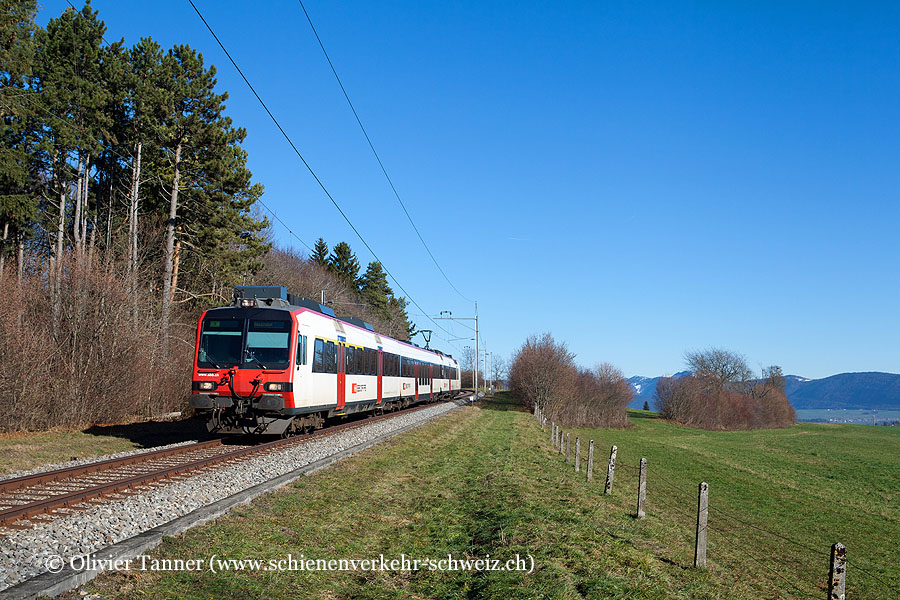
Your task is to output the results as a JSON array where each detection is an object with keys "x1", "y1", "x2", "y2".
[{"x1": 628, "y1": 371, "x2": 900, "y2": 410}]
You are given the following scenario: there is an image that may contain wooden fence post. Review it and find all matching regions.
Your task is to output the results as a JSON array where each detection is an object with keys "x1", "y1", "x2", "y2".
[
  {"x1": 636, "y1": 458, "x2": 647, "y2": 518},
  {"x1": 587, "y1": 440, "x2": 594, "y2": 481},
  {"x1": 575, "y1": 438, "x2": 581, "y2": 472},
  {"x1": 828, "y1": 542, "x2": 846, "y2": 600},
  {"x1": 559, "y1": 430, "x2": 564, "y2": 455},
  {"x1": 694, "y1": 482, "x2": 709, "y2": 567},
  {"x1": 565, "y1": 433, "x2": 570, "y2": 462},
  {"x1": 604, "y1": 445, "x2": 617, "y2": 494},
  {"x1": 552, "y1": 423, "x2": 557, "y2": 448}
]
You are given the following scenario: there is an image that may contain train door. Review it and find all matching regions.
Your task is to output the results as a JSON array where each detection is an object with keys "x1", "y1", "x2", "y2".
[
  {"x1": 429, "y1": 365, "x2": 433, "y2": 399},
  {"x1": 414, "y1": 362, "x2": 419, "y2": 401},
  {"x1": 377, "y1": 351, "x2": 383, "y2": 405},
  {"x1": 337, "y1": 343, "x2": 346, "y2": 410}
]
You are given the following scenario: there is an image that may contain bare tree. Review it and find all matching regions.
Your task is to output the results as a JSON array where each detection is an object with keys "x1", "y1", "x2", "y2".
[{"x1": 685, "y1": 347, "x2": 753, "y2": 390}]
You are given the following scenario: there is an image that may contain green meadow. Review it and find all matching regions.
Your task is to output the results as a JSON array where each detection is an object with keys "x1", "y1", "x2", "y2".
[{"x1": 79, "y1": 395, "x2": 899, "y2": 599}]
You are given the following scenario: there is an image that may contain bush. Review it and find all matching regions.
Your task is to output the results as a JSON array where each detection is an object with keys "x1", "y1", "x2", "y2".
[
  {"x1": 0, "y1": 255, "x2": 191, "y2": 432},
  {"x1": 509, "y1": 334, "x2": 631, "y2": 428},
  {"x1": 655, "y1": 348, "x2": 795, "y2": 430}
]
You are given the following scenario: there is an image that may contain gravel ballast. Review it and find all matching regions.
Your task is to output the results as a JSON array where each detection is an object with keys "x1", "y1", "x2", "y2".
[{"x1": 0, "y1": 400, "x2": 466, "y2": 593}]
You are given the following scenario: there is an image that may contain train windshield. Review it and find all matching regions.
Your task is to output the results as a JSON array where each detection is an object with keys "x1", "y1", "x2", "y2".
[
  {"x1": 245, "y1": 320, "x2": 291, "y2": 368},
  {"x1": 197, "y1": 317, "x2": 292, "y2": 369},
  {"x1": 198, "y1": 319, "x2": 243, "y2": 368}
]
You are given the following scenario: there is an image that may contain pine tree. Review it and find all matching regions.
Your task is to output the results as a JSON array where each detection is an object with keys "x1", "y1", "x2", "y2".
[
  {"x1": 359, "y1": 261, "x2": 391, "y2": 320},
  {"x1": 328, "y1": 241, "x2": 359, "y2": 288},
  {"x1": 388, "y1": 295, "x2": 415, "y2": 341},
  {"x1": 311, "y1": 237, "x2": 328, "y2": 266},
  {"x1": 643, "y1": 400, "x2": 650, "y2": 411},
  {"x1": 0, "y1": 0, "x2": 38, "y2": 279}
]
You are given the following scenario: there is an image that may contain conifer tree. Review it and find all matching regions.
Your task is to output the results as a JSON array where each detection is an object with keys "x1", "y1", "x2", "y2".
[
  {"x1": 359, "y1": 261, "x2": 391, "y2": 320},
  {"x1": 311, "y1": 237, "x2": 328, "y2": 267},
  {"x1": 327, "y1": 241, "x2": 359, "y2": 288},
  {"x1": 0, "y1": 0, "x2": 38, "y2": 279}
]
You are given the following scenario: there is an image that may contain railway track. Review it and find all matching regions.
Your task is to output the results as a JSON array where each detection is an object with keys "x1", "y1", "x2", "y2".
[{"x1": 0, "y1": 398, "x2": 463, "y2": 533}]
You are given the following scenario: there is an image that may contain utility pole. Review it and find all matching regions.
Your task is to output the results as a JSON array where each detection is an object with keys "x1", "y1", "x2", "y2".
[
  {"x1": 435, "y1": 302, "x2": 478, "y2": 397},
  {"x1": 475, "y1": 301, "x2": 478, "y2": 396},
  {"x1": 489, "y1": 352, "x2": 494, "y2": 395}
]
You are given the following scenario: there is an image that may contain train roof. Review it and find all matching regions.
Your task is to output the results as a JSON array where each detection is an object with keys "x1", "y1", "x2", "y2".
[{"x1": 224, "y1": 286, "x2": 455, "y2": 362}]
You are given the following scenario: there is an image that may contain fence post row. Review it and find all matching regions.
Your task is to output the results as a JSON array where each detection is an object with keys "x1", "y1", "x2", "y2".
[
  {"x1": 828, "y1": 542, "x2": 846, "y2": 600},
  {"x1": 694, "y1": 481, "x2": 708, "y2": 568},
  {"x1": 604, "y1": 445, "x2": 617, "y2": 495},
  {"x1": 587, "y1": 440, "x2": 594, "y2": 481},
  {"x1": 637, "y1": 457, "x2": 647, "y2": 518},
  {"x1": 575, "y1": 437, "x2": 581, "y2": 472}
]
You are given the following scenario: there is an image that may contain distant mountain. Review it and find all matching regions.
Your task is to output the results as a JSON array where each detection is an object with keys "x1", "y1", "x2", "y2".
[
  {"x1": 627, "y1": 372, "x2": 689, "y2": 409},
  {"x1": 781, "y1": 372, "x2": 900, "y2": 409},
  {"x1": 627, "y1": 371, "x2": 900, "y2": 410}
]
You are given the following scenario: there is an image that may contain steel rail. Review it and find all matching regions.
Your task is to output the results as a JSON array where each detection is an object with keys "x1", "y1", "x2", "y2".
[{"x1": 0, "y1": 397, "x2": 462, "y2": 530}]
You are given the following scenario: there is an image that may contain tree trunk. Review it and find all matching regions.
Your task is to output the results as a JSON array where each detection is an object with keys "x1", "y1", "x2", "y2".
[
  {"x1": 105, "y1": 168, "x2": 113, "y2": 251},
  {"x1": 129, "y1": 141, "x2": 142, "y2": 330},
  {"x1": 128, "y1": 141, "x2": 142, "y2": 275},
  {"x1": 73, "y1": 157, "x2": 83, "y2": 257},
  {"x1": 0, "y1": 222, "x2": 8, "y2": 280},
  {"x1": 15, "y1": 233, "x2": 23, "y2": 285},
  {"x1": 52, "y1": 187, "x2": 66, "y2": 332},
  {"x1": 87, "y1": 221, "x2": 96, "y2": 272},
  {"x1": 82, "y1": 155, "x2": 91, "y2": 264},
  {"x1": 161, "y1": 142, "x2": 182, "y2": 344},
  {"x1": 170, "y1": 235, "x2": 182, "y2": 304}
]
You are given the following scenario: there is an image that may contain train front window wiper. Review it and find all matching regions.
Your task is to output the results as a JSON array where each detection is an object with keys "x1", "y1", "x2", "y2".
[{"x1": 244, "y1": 351, "x2": 268, "y2": 370}]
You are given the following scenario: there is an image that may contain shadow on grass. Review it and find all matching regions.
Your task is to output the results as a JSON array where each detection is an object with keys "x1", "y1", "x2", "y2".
[
  {"x1": 477, "y1": 392, "x2": 529, "y2": 413},
  {"x1": 83, "y1": 417, "x2": 213, "y2": 447},
  {"x1": 626, "y1": 409, "x2": 662, "y2": 421}
]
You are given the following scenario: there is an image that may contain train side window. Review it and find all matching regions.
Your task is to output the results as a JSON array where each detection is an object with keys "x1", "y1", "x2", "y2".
[
  {"x1": 369, "y1": 350, "x2": 375, "y2": 375},
  {"x1": 312, "y1": 338, "x2": 325, "y2": 372},
  {"x1": 296, "y1": 334, "x2": 307, "y2": 366},
  {"x1": 324, "y1": 341, "x2": 336, "y2": 373}
]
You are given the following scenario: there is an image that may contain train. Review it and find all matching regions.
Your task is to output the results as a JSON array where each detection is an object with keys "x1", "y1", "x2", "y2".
[{"x1": 189, "y1": 286, "x2": 461, "y2": 435}]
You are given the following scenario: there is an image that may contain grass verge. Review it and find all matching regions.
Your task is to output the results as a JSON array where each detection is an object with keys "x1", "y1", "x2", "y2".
[{"x1": 71, "y1": 395, "x2": 897, "y2": 599}]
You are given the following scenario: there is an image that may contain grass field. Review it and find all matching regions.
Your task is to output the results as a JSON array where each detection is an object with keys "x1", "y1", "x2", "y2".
[
  {"x1": 73, "y1": 396, "x2": 898, "y2": 599},
  {"x1": 0, "y1": 418, "x2": 207, "y2": 476},
  {"x1": 0, "y1": 432, "x2": 141, "y2": 476}
]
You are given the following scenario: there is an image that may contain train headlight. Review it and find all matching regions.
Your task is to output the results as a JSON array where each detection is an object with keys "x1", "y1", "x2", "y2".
[
  {"x1": 264, "y1": 382, "x2": 285, "y2": 392},
  {"x1": 197, "y1": 381, "x2": 216, "y2": 391}
]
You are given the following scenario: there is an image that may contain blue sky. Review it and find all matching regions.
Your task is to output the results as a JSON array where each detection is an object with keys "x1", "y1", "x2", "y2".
[{"x1": 39, "y1": 1, "x2": 900, "y2": 378}]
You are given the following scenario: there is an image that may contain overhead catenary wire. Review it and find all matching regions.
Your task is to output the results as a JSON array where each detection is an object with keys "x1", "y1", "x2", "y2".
[
  {"x1": 185, "y1": 0, "x2": 461, "y2": 353},
  {"x1": 9, "y1": 64, "x2": 465, "y2": 354},
  {"x1": 294, "y1": 0, "x2": 474, "y2": 304}
]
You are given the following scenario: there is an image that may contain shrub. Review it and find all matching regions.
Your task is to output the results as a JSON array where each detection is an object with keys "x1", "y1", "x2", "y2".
[
  {"x1": 509, "y1": 334, "x2": 631, "y2": 428},
  {"x1": 655, "y1": 348, "x2": 795, "y2": 430}
]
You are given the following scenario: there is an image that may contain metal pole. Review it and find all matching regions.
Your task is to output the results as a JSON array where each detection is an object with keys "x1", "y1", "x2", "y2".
[
  {"x1": 489, "y1": 352, "x2": 493, "y2": 394},
  {"x1": 474, "y1": 301, "x2": 478, "y2": 396}
]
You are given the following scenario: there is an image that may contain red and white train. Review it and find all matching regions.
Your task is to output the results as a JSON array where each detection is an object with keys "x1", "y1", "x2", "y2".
[{"x1": 189, "y1": 286, "x2": 461, "y2": 435}]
